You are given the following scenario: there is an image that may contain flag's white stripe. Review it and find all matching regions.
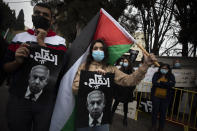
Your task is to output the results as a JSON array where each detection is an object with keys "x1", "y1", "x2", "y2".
[
  {"x1": 50, "y1": 47, "x2": 90, "y2": 131},
  {"x1": 12, "y1": 32, "x2": 66, "y2": 46},
  {"x1": 101, "y1": 8, "x2": 137, "y2": 44}
]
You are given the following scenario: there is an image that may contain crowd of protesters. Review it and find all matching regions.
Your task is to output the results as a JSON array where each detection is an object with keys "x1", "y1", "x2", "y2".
[{"x1": 1, "y1": 2, "x2": 197, "y2": 131}]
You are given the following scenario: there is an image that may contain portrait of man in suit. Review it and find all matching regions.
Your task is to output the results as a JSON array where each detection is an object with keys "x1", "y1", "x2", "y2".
[
  {"x1": 25, "y1": 65, "x2": 50, "y2": 101},
  {"x1": 87, "y1": 90, "x2": 105, "y2": 127}
]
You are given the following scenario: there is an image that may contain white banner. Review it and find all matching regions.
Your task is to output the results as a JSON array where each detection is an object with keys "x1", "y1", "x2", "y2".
[
  {"x1": 136, "y1": 67, "x2": 158, "y2": 92},
  {"x1": 172, "y1": 69, "x2": 196, "y2": 87},
  {"x1": 136, "y1": 68, "x2": 197, "y2": 92}
]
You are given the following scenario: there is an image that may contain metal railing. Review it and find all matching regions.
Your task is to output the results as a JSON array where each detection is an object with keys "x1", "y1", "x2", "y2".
[{"x1": 134, "y1": 82, "x2": 197, "y2": 130}]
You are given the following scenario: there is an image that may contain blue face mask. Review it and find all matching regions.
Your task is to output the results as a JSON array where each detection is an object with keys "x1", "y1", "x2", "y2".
[
  {"x1": 123, "y1": 62, "x2": 128, "y2": 67},
  {"x1": 92, "y1": 50, "x2": 104, "y2": 62},
  {"x1": 119, "y1": 62, "x2": 123, "y2": 65},
  {"x1": 160, "y1": 69, "x2": 168, "y2": 74},
  {"x1": 174, "y1": 63, "x2": 181, "y2": 68}
]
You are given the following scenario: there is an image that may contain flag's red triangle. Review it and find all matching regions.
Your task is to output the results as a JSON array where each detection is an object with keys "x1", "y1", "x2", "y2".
[{"x1": 94, "y1": 8, "x2": 135, "y2": 47}]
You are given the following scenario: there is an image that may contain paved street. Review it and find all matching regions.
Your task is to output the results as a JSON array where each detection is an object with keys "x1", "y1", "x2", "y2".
[
  {"x1": 110, "y1": 113, "x2": 184, "y2": 131},
  {"x1": 0, "y1": 82, "x2": 184, "y2": 131}
]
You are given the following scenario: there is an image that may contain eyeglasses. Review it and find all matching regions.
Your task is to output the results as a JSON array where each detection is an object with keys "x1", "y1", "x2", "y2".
[{"x1": 34, "y1": 10, "x2": 50, "y2": 18}]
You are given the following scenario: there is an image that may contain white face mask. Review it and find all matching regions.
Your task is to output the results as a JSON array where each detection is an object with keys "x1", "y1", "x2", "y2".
[
  {"x1": 160, "y1": 69, "x2": 168, "y2": 74},
  {"x1": 92, "y1": 50, "x2": 104, "y2": 62},
  {"x1": 123, "y1": 62, "x2": 128, "y2": 67}
]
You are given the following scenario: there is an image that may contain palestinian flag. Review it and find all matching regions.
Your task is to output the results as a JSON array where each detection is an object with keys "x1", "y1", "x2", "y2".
[
  {"x1": 93, "y1": 9, "x2": 136, "y2": 64},
  {"x1": 49, "y1": 8, "x2": 136, "y2": 131}
]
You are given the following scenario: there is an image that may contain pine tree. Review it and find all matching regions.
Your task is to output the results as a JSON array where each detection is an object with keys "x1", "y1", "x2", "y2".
[
  {"x1": 14, "y1": 9, "x2": 25, "y2": 31},
  {"x1": 0, "y1": 0, "x2": 16, "y2": 32}
]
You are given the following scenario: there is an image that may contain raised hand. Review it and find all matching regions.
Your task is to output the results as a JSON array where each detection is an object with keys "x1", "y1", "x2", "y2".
[
  {"x1": 15, "y1": 43, "x2": 30, "y2": 64},
  {"x1": 143, "y1": 53, "x2": 157, "y2": 66},
  {"x1": 36, "y1": 28, "x2": 47, "y2": 47}
]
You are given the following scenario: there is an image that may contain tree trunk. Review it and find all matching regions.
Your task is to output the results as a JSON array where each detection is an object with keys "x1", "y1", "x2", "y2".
[
  {"x1": 193, "y1": 42, "x2": 197, "y2": 57},
  {"x1": 182, "y1": 41, "x2": 188, "y2": 57},
  {"x1": 151, "y1": 47, "x2": 159, "y2": 55}
]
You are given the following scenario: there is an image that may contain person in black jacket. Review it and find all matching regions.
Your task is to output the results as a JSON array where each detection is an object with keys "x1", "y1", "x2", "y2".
[
  {"x1": 3, "y1": 3, "x2": 67, "y2": 131},
  {"x1": 151, "y1": 63, "x2": 175, "y2": 131},
  {"x1": 111, "y1": 57, "x2": 136, "y2": 126},
  {"x1": 0, "y1": 35, "x2": 8, "y2": 86}
]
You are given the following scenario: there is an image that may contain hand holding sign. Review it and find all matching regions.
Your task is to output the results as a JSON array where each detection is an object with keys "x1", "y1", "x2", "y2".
[
  {"x1": 96, "y1": 68, "x2": 106, "y2": 75},
  {"x1": 15, "y1": 43, "x2": 30, "y2": 64}
]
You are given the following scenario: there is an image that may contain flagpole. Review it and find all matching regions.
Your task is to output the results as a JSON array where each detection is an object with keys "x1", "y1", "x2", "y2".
[
  {"x1": 4, "y1": 28, "x2": 10, "y2": 39},
  {"x1": 136, "y1": 43, "x2": 160, "y2": 67}
]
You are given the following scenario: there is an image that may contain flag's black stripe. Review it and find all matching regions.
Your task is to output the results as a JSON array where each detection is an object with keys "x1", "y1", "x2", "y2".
[{"x1": 64, "y1": 11, "x2": 100, "y2": 72}]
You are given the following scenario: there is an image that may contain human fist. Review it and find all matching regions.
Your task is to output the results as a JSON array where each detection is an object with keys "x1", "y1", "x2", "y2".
[
  {"x1": 143, "y1": 53, "x2": 157, "y2": 66},
  {"x1": 96, "y1": 68, "x2": 106, "y2": 75}
]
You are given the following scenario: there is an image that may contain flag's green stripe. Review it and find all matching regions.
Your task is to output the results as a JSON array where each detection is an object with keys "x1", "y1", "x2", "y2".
[
  {"x1": 108, "y1": 44, "x2": 132, "y2": 65},
  {"x1": 61, "y1": 107, "x2": 76, "y2": 131}
]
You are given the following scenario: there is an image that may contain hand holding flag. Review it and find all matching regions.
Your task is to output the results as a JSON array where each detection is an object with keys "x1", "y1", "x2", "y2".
[
  {"x1": 136, "y1": 43, "x2": 160, "y2": 67},
  {"x1": 143, "y1": 53, "x2": 158, "y2": 66}
]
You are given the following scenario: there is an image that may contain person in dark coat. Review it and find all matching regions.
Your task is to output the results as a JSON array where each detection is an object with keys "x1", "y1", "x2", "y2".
[
  {"x1": 151, "y1": 63, "x2": 175, "y2": 131},
  {"x1": 3, "y1": 3, "x2": 67, "y2": 131},
  {"x1": 111, "y1": 57, "x2": 136, "y2": 126},
  {"x1": 0, "y1": 35, "x2": 8, "y2": 86}
]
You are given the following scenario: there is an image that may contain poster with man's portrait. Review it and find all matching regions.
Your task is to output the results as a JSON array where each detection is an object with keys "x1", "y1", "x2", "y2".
[
  {"x1": 15, "y1": 44, "x2": 65, "y2": 103},
  {"x1": 76, "y1": 70, "x2": 114, "y2": 128}
]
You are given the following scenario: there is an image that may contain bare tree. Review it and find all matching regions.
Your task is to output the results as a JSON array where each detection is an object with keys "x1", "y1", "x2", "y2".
[{"x1": 132, "y1": 0, "x2": 177, "y2": 55}]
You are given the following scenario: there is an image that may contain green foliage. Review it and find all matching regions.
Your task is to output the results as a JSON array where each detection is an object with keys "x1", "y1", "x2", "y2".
[{"x1": 0, "y1": 0, "x2": 16, "y2": 32}]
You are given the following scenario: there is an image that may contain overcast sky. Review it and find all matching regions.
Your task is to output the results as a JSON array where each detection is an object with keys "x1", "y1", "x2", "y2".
[{"x1": 3, "y1": 0, "x2": 33, "y2": 28}]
